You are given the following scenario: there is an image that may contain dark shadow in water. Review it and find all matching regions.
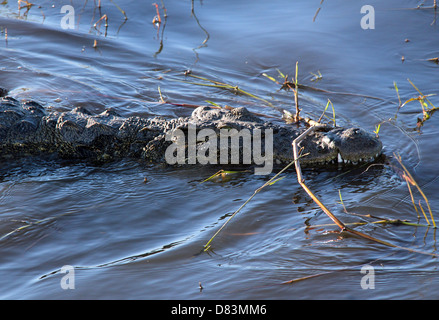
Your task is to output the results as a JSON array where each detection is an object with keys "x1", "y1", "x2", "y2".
[{"x1": 38, "y1": 236, "x2": 193, "y2": 281}]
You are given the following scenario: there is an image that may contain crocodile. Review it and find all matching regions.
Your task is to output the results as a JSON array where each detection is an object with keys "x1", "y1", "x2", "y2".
[{"x1": 0, "y1": 96, "x2": 382, "y2": 173}]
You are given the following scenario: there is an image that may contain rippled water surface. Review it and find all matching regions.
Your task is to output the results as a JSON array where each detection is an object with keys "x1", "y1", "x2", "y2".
[{"x1": 1, "y1": 0, "x2": 439, "y2": 299}]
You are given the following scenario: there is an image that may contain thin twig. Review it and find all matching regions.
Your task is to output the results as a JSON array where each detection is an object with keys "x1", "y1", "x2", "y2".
[
  {"x1": 109, "y1": 0, "x2": 127, "y2": 20},
  {"x1": 293, "y1": 61, "x2": 300, "y2": 122}
]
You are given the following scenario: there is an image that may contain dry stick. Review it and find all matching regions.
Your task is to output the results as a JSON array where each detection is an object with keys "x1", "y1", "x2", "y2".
[
  {"x1": 109, "y1": 0, "x2": 128, "y2": 20},
  {"x1": 94, "y1": 14, "x2": 108, "y2": 35},
  {"x1": 405, "y1": 174, "x2": 421, "y2": 219},
  {"x1": 313, "y1": 0, "x2": 325, "y2": 22},
  {"x1": 292, "y1": 126, "x2": 346, "y2": 230},
  {"x1": 418, "y1": 200, "x2": 429, "y2": 225},
  {"x1": 281, "y1": 62, "x2": 302, "y2": 122},
  {"x1": 152, "y1": 2, "x2": 162, "y2": 24},
  {"x1": 307, "y1": 219, "x2": 421, "y2": 230},
  {"x1": 18, "y1": 0, "x2": 32, "y2": 10},
  {"x1": 395, "y1": 153, "x2": 436, "y2": 228},
  {"x1": 293, "y1": 61, "x2": 300, "y2": 122}
]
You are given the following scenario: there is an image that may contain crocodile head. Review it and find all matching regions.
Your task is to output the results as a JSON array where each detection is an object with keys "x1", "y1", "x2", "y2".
[
  {"x1": 295, "y1": 126, "x2": 383, "y2": 165},
  {"x1": 330, "y1": 127, "x2": 382, "y2": 164},
  {"x1": 187, "y1": 106, "x2": 383, "y2": 167}
]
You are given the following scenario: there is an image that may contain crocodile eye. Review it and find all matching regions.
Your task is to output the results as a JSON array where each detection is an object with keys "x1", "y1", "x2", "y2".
[{"x1": 353, "y1": 128, "x2": 360, "y2": 134}]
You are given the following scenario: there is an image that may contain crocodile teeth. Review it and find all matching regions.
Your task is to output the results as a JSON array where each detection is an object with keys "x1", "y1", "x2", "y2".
[{"x1": 336, "y1": 153, "x2": 380, "y2": 165}]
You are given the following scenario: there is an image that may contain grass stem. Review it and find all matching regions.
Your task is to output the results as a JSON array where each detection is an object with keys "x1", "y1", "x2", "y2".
[{"x1": 203, "y1": 157, "x2": 303, "y2": 251}]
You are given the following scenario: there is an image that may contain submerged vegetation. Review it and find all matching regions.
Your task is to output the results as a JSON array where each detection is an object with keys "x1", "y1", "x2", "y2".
[{"x1": 393, "y1": 79, "x2": 438, "y2": 130}]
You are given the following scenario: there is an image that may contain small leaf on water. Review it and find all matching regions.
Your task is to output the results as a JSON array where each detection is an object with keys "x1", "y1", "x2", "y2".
[
  {"x1": 276, "y1": 68, "x2": 286, "y2": 78},
  {"x1": 200, "y1": 170, "x2": 248, "y2": 183},
  {"x1": 268, "y1": 176, "x2": 286, "y2": 185},
  {"x1": 262, "y1": 73, "x2": 277, "y2": 83},
  {"x1": 374, "y1": 124, "x2": 381, "y2": 137},
  {"x1": 205, "y1": 100, "x2": 221, "y2": 108}
]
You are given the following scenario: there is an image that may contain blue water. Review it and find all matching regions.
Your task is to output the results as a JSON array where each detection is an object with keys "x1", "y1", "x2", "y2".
[{"x1": 0, "y1": 0, "x2": 438, "y2": 299}]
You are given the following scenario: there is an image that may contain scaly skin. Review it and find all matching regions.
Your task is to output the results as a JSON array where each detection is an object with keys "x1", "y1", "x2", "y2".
[{"x1": 0, "y1": 97, "x2": 382, "y2": 165}]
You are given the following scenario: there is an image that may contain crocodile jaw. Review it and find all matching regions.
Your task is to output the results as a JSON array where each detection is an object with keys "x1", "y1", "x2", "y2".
[
  {"x1": 332, "y1": 127, "x2": 383, "y2": 164},
  {"x1": 293, "y1": 127, "x2": 382, "y2": 165}
]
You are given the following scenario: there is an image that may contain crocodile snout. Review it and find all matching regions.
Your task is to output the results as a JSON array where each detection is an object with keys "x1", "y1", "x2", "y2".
[{"x1": 330, "y1": 127, "x2": 382, "y2": 163}]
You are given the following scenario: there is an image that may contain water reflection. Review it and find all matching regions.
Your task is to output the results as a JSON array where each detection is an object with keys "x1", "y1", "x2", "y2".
[{"x1": 0, "y1": 0, "x2": 439, "y2": 299}]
